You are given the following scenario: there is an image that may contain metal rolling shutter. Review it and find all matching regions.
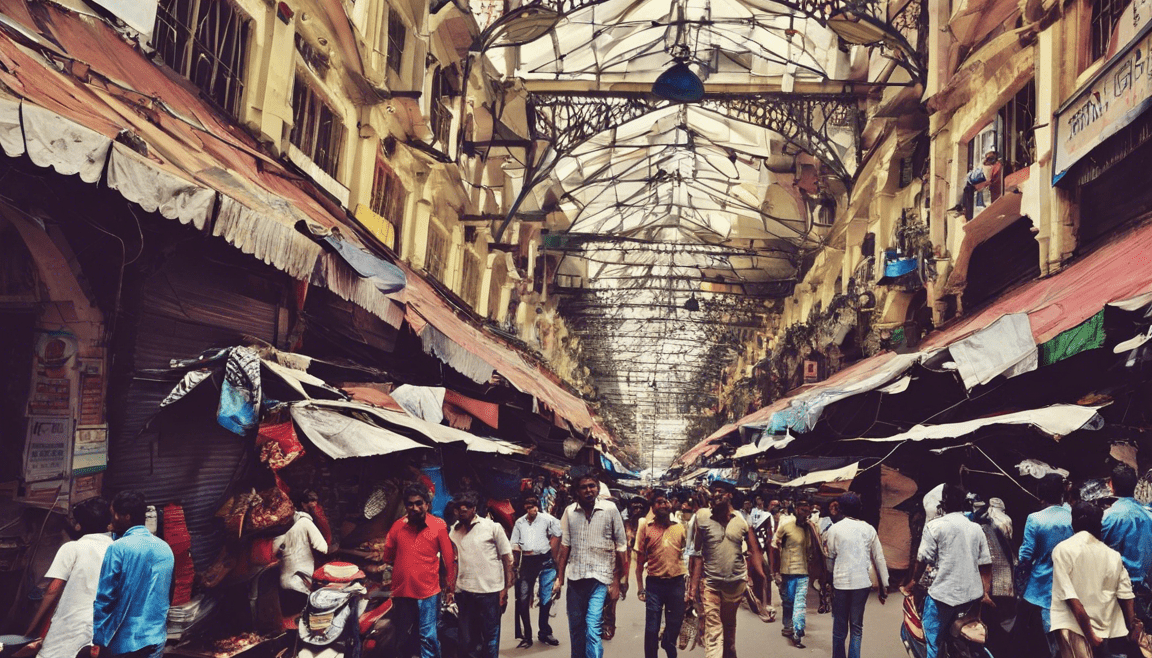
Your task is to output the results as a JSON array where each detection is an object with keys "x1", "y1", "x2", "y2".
[{"x1": 107, "y1": 249, "x2": 283, "y2": 570}]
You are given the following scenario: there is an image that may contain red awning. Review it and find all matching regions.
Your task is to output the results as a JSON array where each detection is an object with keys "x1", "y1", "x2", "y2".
[
  {"x1": 400, "y1": 261, "x2": 595, "y2": 430},
  {"x1": 925, "y1": 218, "x2": 1152, "y2": 347}
]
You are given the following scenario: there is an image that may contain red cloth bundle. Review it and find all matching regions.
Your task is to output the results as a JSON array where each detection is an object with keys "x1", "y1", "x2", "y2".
[
  {"x1": 256, "y1": 422, "x2": 305, "y2": 471},
  {"x1": 163, "y1": 503, "x2": 195, "y2": 605}
]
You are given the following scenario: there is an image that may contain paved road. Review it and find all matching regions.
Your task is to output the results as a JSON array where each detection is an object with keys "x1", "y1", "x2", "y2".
[{"x1": 498, "y1": 585, "x2": 909, "y2": 657}]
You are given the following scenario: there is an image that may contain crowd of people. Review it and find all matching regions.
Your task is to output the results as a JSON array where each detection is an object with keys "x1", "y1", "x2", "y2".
[{"x1": 19, "y1": 462, "x2": 1152, "y2": 658}]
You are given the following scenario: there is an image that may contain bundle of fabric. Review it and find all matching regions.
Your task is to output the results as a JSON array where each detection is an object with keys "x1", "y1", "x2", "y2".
[
  {"x1": 163, "y1": 503, "x2": 195, "y2": 605},
  {"x1": 257, "y1": 421, "x2": 305, "y2": 470}
]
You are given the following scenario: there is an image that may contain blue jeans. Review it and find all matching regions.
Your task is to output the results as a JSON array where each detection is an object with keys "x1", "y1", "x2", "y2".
[
  {"x1": 108, "y1": 645, "x2": 165, "y2": 658},
  {"x1": 831, "y1": 587, "x2": 869, "y2": 658},
  {"x1": 644, "y1": 576, "x2": 686, "y2": 658},
  {"x1": 393, "y1": 593, "x2": 442, "y2": 658},
  {"x1": 923, "y1": 595, "x2": 977, "y2": 658},
  {"x1": 780, "y1": 575, "x2": 809, "y2": 638},
  {"x1": 457, "y1": 590, "x2": 501, "y2": 658},
  {"x1": 567, "y1": 578, "x2": 608, "y2": 658},
  {"x1": 516, "y1": 554, "x2": 557, "y2": 638}
]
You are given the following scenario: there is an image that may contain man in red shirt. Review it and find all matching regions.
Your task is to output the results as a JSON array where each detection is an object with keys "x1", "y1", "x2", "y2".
[{"x1": 383, "y1": 482, "x2": 457, "y2": 658}]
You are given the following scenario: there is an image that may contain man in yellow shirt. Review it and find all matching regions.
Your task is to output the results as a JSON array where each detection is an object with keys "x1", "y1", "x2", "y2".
[{"x1": 771, "y1": 495, "x2": 826, "y2": 648}]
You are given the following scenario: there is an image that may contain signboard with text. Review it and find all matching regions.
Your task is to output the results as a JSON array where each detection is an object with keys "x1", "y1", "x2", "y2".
[
  {"x1": 1054, "y1": 8, "x2": 1152, "y2": 182},
  {"x1": 23, "y1": 416, "x2": 73, "y2": 483}
]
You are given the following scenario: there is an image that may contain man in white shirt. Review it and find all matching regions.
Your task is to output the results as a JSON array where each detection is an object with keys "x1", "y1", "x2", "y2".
[
  {"x1": 511, "y1": 495, "x2": 562, "y2": 648},
  {"x1": 824, "y1": 493, "x2": 888, "y2": 658},
  {"x1": 274, "y1": 498, "x2": 329, "y2": 612},
  {"x1": 450, "y1": 491, "x2": 514, "y2": 658},
  {"x1": 905, "y1": 484, "x2": 992, "y2": 658},
  {"x1": 24, "y1": 498, "x2": 114, "y2": 658},
  {"x1": 1051, "y1": 502, "x2": 1141, "y2": 658}
]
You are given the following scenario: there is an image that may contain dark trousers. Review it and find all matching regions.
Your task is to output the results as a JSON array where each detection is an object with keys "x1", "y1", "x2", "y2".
[
  {"x1": 457, "y1": 590, "x2": 501, "y2": 658},
  {"x1": 515, "y1": 554, "x2": 556, "y2": 639},
  {"x1": 831, "y1": 587, "x2": 869, "y2": 658},
  {"x1": 644, "y1": 575, "x2": 686, "y2": 658}
]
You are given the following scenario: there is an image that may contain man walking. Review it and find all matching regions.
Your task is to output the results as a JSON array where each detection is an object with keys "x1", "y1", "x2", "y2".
[
  {"x1": 552, "y1": 472, "x2": 627, "y2": 658},
  {"x1": 635, "y1": 489, "x2": 688, "y2": 658},
  {"x1": 689, "y1": 479, "x2": 767, "y2": 658},
  {"x1": 1018, "y1": 474, "x2": 1074, "y2": 656},
  {"x1": 511, "y1": 495, "x2": 562, "y2": 648},
  {"x1": 1051, "y1": 502, "x2": 1142, "y2": 657},
  {"x1": 382, "y1": 482, "x2": 458, "y2": 658},
  {"x1": 770, "y1": 494, "x2": 826, "y2": 648},
  {"x1": 25, "y1": 498, "x2": 112, "y2": 658},
  {"x1": 906, "y1": 484, "x2": 993, "y2": 658},
  {"x1": 450, "y1": 491, "x2": 513, "y2": 658},
  {"x1": 92, "y1": 491, "x2": 175, "y2": 658},
  {"x1": 824, "y1": 492, "x2": 888, "y2": 658}
]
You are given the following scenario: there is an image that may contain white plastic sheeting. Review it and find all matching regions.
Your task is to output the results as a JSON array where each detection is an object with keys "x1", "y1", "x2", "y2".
[
  {"x1": 0, "y1": 97, "x2": 23, "y2": 157},
  {"x1": 845, "y1": 404, "x2": 1104, "y2": 443}
]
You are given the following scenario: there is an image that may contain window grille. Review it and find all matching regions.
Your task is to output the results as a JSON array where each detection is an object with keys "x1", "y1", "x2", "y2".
[
  {"x1": 153, "y1": 0, "x2": 249, "y2": 117},
  {"x1": 426, "y1": 226, "x2": 448, "y2": 281},
  {"x1": 370, "y1": 160, "x2": 407, "y2": 242},
  {"x1": 1091, "y1": 0, "x2": 1131, "y2": 61},
  {"x1": 430, "y1": 68, "x2": 452, "y2": 149},
  {"x1": 461, "y1": 251, "x2": 483, "y2": 307},
  {"x1": 387, "y1": 12, "x2": 406, "y2": 75},
  {"x1": 290, "y1": 77, "x2": 346, "y2": 179}
]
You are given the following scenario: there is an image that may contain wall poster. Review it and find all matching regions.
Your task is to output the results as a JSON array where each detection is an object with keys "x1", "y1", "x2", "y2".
[{"x1": 24, "y1": 416, "x2": 73, "y2": 482}]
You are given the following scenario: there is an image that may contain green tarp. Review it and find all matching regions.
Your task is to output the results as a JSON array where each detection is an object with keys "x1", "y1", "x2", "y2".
[{"x1": 1038, "y1": 309, "x2": 1105, "y2": 366}]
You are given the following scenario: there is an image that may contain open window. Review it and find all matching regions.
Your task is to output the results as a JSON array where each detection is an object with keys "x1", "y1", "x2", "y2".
[
  {"x1": 290, "y1": 76, "x2": 345, "y2": 179},
  {"x1": 153, "y1": 0, "x2": 249, "y2": 117},
  {"x1": 962, "y1": 80, "x2": 1035, "y2": 220},
  {"x1": 1091, "y1": 0, "x2": 1131, "y2": 61}
]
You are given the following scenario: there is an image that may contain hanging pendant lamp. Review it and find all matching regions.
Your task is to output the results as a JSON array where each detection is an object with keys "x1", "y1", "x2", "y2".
[{"x1": 652, "y1": 62, "x2": 705, "y2": 102}]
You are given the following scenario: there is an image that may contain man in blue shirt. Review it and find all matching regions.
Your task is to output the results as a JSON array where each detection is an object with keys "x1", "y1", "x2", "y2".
[
  {"x1": 1016, "y1": 475, "x2": 1073, "y2": 657},
  {"x1": 1102, "y1": 464, "x2": 1152, "y2": 656},
  {"x1": 92, "y1": 491, "x2": 175, "y2": 658}
]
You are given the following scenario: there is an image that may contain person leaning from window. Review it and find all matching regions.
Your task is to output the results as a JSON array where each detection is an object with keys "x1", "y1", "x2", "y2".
[
  {"x1": 449, "y1": 491, "x2": 513, "y2": 658},
  {"x1": 382, "y1": 482, "x2": 457, "y2": 658},
  {"x1": 21, "y1": 498, "x2": 113, "y2": 658},
  {"x1": 91, "y1": 491, "x2": 175, "y2": 658},
  {"x1": 552, "y1": 471, "x2": 627, "y2": 658}
]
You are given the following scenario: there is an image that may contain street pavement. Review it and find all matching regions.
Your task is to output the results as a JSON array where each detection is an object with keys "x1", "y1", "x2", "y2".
[{"x1": 498, "y1": 586, "x2": 908, "y2": 657}]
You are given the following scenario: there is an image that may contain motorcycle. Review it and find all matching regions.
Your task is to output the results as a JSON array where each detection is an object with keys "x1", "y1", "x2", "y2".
[
  {"x1": 294, "y1": 562, "x2": 394, "y2": 658},
  {"x1": 900, "y1": 587, "x2": 993, "y2": 658}
]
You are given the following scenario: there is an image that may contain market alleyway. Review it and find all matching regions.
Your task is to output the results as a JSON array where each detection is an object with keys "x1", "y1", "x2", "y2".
[{"x1": 499, "y1": 589, "x2": 905, "y2": 657}]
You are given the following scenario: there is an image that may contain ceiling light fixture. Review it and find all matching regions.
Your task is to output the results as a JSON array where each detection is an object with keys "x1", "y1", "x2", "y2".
[
  {"x1": 652, "y1": 62, "x2": 705, "y2": 103},
  {"x1": 684, "y1": 294, "x2": 700, "y2": 311}
]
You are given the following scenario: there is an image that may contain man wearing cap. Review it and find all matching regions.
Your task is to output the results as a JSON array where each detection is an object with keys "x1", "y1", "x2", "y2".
[
  {"x1": 450, "y1": 491, "x2": 514, "y2": 658},
  {"x1": 689, "y1": 479, "x2": 767, "y2": 658},
  {"x1": 382, "y1": 482, "x2": 457, "y2": 658},
  {"x1": 511, "y1": 495, "x2": 562, "y2": 648}
]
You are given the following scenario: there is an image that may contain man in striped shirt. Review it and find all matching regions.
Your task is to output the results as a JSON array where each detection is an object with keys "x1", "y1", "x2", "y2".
[{"x1": 552, "y1": 472, "x2": 628, "y2": 658}]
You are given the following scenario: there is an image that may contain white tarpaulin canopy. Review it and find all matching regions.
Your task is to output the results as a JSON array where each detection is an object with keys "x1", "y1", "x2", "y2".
[
  {"x1": 844, "y1": 404, "x2": 1104, "y2": 443},
  {"x1": 784, "y1": 462, "x2": 859, "y2": 487},
  {"x1": 303, "y1": 399, "x2": 530, "y2": 455},
  {"x1": 291, "y1": 404, "x2": 430, "y2": 459}
]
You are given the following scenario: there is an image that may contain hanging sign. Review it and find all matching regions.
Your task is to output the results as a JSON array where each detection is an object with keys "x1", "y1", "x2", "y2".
[
  {"x1": 28, "y1": 331, "x2": 77, "y2": 417},
  {"x1": 73, "y1": 425, "x2": 108, "y2": 476},
  {"x1": 24, "y1": 416, "x2": 73, "y2": 482},
  {"x1": 1053, "y1": 6, "x2": 1152, "y2": 183}
]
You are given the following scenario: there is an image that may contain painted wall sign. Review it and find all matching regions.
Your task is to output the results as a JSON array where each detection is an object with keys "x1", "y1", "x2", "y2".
[
  {"x1": 28, "y1": 331, "x2": 76, "y2": 417},
  {"x1": 1054, "y1": 7, "x2": 1152, "y2": 182},
  {"x1": 24, "y1": 416, "x2": 73, "y2": 482},
  {"x1": 73, "y1": 425, "x2": 108, "y2": 476}
]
